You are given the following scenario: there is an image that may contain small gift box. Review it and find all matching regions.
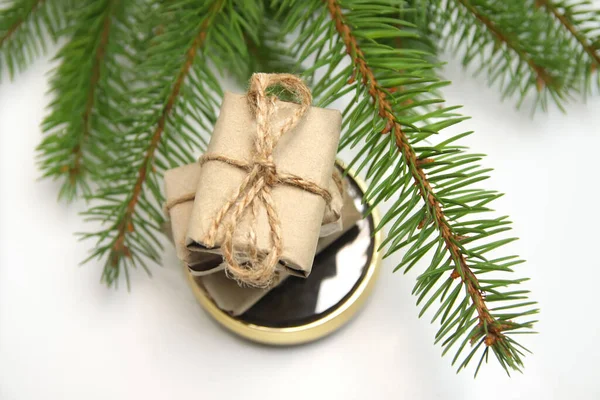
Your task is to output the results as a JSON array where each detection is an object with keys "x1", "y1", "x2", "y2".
[
  {"x1": 164, "y1": 163, "x2": 345, "y2": 276},
  {"x1": 185, "y1": 74, "x2": 342, "y2": 286}
]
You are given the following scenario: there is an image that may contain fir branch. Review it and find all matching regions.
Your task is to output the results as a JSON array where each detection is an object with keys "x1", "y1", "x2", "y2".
[
  {"x1": 326, "y1": 0, "x2": 512, "y2": 367},
  {"x1": 107, "y1": 0, "x2": 222, "y2": 274},
  {"x1": 0, "y1": 0, "x2": 44, "y2": 46},
  {"x1": 435, "y1": 0, "x2": 577, "y2": 110},
  {"x1": 533, "y1": 0, "x2": 600, "y2": 92},
  {"x1": 0, "y1": 0, "x2": 69, "y2": 79},
  {"x1": 36, "y1": 0, "x2": 135, "y2": 200},
  {"x1": 537, "y1": 0, "x2": 600, "y2": 66},
  {"x1": 455, "y1": 0, "x2": 555, "y2": 92},
  {"x1": 82, "y1": 4, "x2": 112, "y2": 146},
  {"x1": 81, "y1": 0, "x2": 262, "y2": 287},
  {"x1": 277, "y1": 0, "x2": 538, "y2": 375}
]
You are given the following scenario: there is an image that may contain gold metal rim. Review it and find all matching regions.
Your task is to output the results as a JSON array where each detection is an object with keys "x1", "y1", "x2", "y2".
[{"x1": 185, "y1": 168, "x2": 382, "y2": 345}]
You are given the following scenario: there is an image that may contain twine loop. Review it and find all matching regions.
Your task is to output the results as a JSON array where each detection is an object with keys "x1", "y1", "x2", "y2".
[{"x1": 199, "y1": 73, "x2": 331, "y2": 288}]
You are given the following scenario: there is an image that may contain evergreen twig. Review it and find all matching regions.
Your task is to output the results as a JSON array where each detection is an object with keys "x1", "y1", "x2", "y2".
[
  {"x1": 0, "y1": 0, "x2": 44, "y2": 46},
  {"x1": 0, "y1": 0, "x2": 69, "y2": 78},
  {"x1": 456, "y1": 0, "x2": 556, "y2": 91},
  {"x1": 37, "y1": 0, "x2": 130, "y2": 200},
  {"x1": 533, "y1": 0, "x2": 600, "y2": 92},
  {"x1": 436, "y1": 0, "x2": 577, "y2": 110},
  {"x1": 327, "y1": 0, "x2": 505, "y2": 350},
  {"x1": 106, "y1": 0, "x2": 222, "y2": 279},
  {"x1": 537, "y1": 0, "x2": 600, "y2": 66},
  {"x1": 80, "y1": 0, "x2": 262, "y2": 287},
  {"x1": 276, "y1": 0, "x2": 538, "y2": 376}
]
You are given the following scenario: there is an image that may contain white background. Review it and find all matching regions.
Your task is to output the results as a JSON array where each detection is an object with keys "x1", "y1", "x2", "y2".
[{"x1": 1, "y1": 42, "x2": 600, "y2": 399}]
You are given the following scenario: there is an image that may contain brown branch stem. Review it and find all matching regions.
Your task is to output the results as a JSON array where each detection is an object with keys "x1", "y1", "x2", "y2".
[
  {"x1": 536, "y1": 0, "x2": 600, "y2": 68},
  {"x1": 110, "y1": 0, "x2": 223, "y2": 262},
  {"x1": 0, "y1": 0, "x2": 46, "y2": 48},
  {"x1": 326, "y1": 0, "x2": 505, "y2": 345},
  {"x1": 69, "y1": 2, "x2": 117, "y2": 183},
  {"x1": 455, "y1": 0, "x2": 556, "y2": 91}
]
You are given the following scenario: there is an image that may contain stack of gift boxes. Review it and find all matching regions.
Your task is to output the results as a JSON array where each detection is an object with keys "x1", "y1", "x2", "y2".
[{"x1": 163, "y1": 75, "x2": 362, "y2": 316}]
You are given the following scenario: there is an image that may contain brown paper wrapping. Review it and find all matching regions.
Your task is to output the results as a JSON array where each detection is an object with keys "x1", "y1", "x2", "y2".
[
  {"x1": 164, "y1": 164, "x2": 221, "y2": 274},
  {"x1": 185, "y1": 92, "x2": 342, "y2": 278},
  {"x1": 194, "y1": 180, "x2": 362, "y2": 316},
  {"x1": 164, "y1": 162, "x2": 344, "y2": 276},
  {"x1": 320, "y1": 170, "x2": 344, "y2": 237}
]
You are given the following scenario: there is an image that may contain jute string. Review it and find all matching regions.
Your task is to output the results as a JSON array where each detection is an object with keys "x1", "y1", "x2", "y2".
[
  {"x1": 163, "y1": 169, "x2": 343, "y2": 217},
  {"x1": 196, "y1": 73, "x2": 332, "y2": 288}
]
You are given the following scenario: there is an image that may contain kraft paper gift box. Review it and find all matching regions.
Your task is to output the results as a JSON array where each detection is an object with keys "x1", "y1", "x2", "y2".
[
  {"x1": 185, "y1": 92, "x2": 342, "y2": 278},
  {"x1": 173, "y1": 178, "x2": 362, "y2": 316},
  {"x1": 164, "y1": 163, "x2": 344, "y2": 276}
]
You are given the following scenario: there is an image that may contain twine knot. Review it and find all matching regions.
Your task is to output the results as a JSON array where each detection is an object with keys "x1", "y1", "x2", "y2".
[
  {"x1": 198, "y1": 73, "x2": 332, "y2": 288},
  {"x1": 254, "y1": 158, "x2": 277, "y2": 186}
]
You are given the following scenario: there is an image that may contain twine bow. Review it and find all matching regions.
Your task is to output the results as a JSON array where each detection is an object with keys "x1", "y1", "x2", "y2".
[{"x1": 199, "y1": 73, "x2": 332, "y2": 288}]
